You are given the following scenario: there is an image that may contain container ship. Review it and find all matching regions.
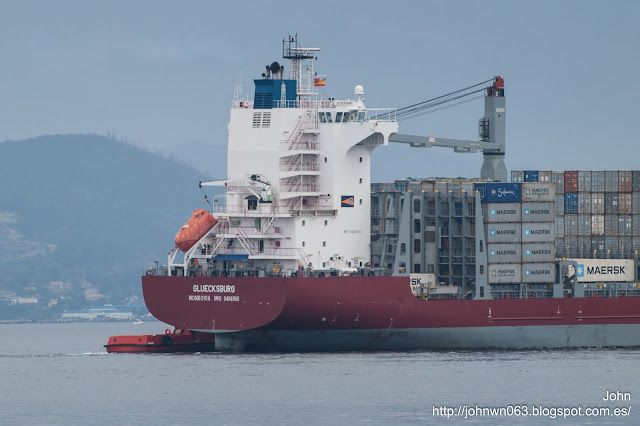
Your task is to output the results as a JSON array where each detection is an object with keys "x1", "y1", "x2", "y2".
[{"x1": 142, "y1": 36, "x2": 640, "y2": 351}]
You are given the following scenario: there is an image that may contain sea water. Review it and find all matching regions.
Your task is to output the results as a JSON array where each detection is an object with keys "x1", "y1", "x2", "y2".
[{"x1": 1, "y1": 322, "x2": 638, "y2": 425}]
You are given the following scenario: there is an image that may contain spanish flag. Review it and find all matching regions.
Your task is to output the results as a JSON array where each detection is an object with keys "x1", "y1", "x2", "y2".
[{"x1": 314, "y1": 78, "x2": 326, "y2": 87}]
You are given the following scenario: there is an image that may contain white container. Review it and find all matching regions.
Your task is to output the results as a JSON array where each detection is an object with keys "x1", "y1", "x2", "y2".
[
  {"x1": 567, "y1": 258, "x2": 635, "y2": 283},
  {"x1": 522, "y1": 222, "x2": 555, "y2": 243},
  {"x1": 522, "y1": 243, "x2": 555, "y2": 263},
  {"x1": 522, "y1": 263, "x2": 556, "y2": 283},
  {"x1": 484, "y1": 203, "x2": 521, "y2": 223},
  {"x1": 522, "y1": 202, "x2": 554, "y2": 223},
  {"x1": 487, "y1": 243, "x2": 522, "y2": 264},
  {"x1": 522, "y1": 183, "x2": 555, "y2": 202},
  {"x1": 485, "y1": 223, "x2": 522, "y2": 243},
  {"x1": 488, "y1": 263, "x2": 522, "y2": 284}
]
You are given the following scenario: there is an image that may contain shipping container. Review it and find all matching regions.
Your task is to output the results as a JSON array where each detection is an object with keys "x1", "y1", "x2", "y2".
[
  {"x1": 522, "y1": 263, "x2": 556, "y2": 283},
  {"x1": 564, "y1": 193, "x2": 578, "y2": 214},
  {"x1": 474, "y1": 183, "x2": 522, "y2": 203},
  {"x1": 633, "y1": 237, "x2": 640, "y2": 254},
  {"x1": 551, "y1": 171, "x2": 564, "y2": 194},
  {"x1": 564, "y1": 170, "x2": 578, "y2": 193},
  {"x1": 420, "y1": 181, "x2": 435, "y2": 192},
  {"x1": 554, "y1": 238, "x2": 565, "y2": 256},
  {"x1": 605, "y1": 236, "x2": 619, "y2": 256},
  {"x1": 619, "y1": 171, "x2": 632, "y2": 193},
  {"x1": 522, "y1": 243, "x2": 555, "y2": 263},
  {"x1": 591, "y1": 236, "x2": 605, "y2": 255},
  {"x1": 434, "y1": 182, "x2": 448, "y2": 193},
  {"x1": 538, "y1": 171, "x2": 551, "y2": 183},
  {"x1": 605, "y1": 171, "x2": 619, "y2": 192},
  {"x1": 487, "y1": 243, "x2": 522, "y2": 264},
  {"x1": 577, "y1": 236, "x2": 592, "y2": 256},
  {"x1": 521, "y1": 183, "x2": 555, "y2": 202},
  {"x1": 605, "y1": 193, "x2": 619, "y2": 214},
  {"x1": 483, "y1": 203, "x2": 521, "y2": 223},
  {"x1": 605, "y1": 215, "x2": 619, "y2": 236},
  {"x1": 633, "y1": 215, "x2": 640, "y2": 237},
  {"x1": 522, "y1": 222, "x2": 555, "y2": 243},
  {"x1": 511, "y1": 170, "x2": 524, "y2": 183},
  {"x1": 564, "y1": 214, "x2": 578, "y2": 236},
  {"x1": 578, "y1": 214, "x2": 591, "y2": 236},
  {"x1": 554, "y1": 194, "x2": 564, "y2": 215},
  {"x1": 488, "y1": 263, "x2": 522, "y2": 284},
  {"x1": 565, "y1": 236, "x2": 578, "y2": 257},
  {"x1": 524, "y1": 170, "x2": 539, "y2": 182},
  {"x1": 591, "y1": 192, "x2": 604, "y2": 214},
  {"x1": 619, "y1": 215, "x2": 632, "y2": 237},
  {"x1": 633, "y1": 171, "x2": 640, "y2": 192},
  {"x1": 578, "y1": 192, "x2": 591, "y2": 214},
  {"x1": 521, "y1": 202, "x2": 554, "y2": 223},
  {"x1": 591, "y1": 171, "x2": 605, "y2": 192},
  {"x1": 578, "y1": 171, "x2": 592, "y2": 192},
  {"x1": 633, "y1": 192, "x2": 640, "y2": 213},
  {"x1": 619, "y1": 237, "x2": 632, "y2": 257},
  {"x1": 566, "y1": 258, "x2": 634, "y2": 282},
  {"x1": 619, "y1": 193, "x2": 632, "y2": 215},
  {"x1": 485, "y1": 223, "x2": 522, "y2": 243},
  {"x1": 555, "y1": 216, "x2": 565, "y2": 237},
  {"x1": 591, "y1": 215, "x2": 605, "y2": 236}
]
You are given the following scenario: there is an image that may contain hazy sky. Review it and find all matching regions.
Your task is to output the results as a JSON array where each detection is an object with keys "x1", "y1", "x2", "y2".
[{"x1": 1, "y1": 1, "x2": 639, "y2": 181}]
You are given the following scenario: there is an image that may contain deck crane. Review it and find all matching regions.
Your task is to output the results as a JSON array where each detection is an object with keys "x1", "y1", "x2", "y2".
[{"x1": 388, "y1": 76, "x2": 507, "y2": 182}]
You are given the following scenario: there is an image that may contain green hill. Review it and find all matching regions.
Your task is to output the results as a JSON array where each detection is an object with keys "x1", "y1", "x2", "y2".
[{"x1": 0, "y1": 134, "x2": 222, "y2": 304}]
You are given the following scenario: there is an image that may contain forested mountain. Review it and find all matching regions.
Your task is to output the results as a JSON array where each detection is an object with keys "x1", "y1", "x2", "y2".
[{"x1": 0, "y1": 134, "x2": 222, "y2": 303}]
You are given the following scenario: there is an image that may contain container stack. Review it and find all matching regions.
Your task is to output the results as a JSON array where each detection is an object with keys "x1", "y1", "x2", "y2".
[
  {"x1": 511, "y1": 170, "x2": 640, "y2": 259},
  {"x1": 475, "y1": 182, "x2": 555, "y2": 284}
]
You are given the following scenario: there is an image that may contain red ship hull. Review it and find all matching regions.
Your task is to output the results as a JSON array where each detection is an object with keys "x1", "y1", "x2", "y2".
[
  {"x1": 105, "y1": 329, "x2": 215, "y2": 353},
  {"x1": 142, "y1": 275, "x2": 640, "y2": 351}
]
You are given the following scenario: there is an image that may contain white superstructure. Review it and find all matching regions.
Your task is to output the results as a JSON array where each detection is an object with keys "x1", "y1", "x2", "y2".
[{"x1": 169, "y1": 37, "x2": 397, "y2": 277}]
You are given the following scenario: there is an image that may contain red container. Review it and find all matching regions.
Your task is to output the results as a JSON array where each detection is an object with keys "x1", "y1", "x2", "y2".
[
  {"x1": 175, "y1": 209, "x2": 218, "y2": 252},
  {"x1": 619, "y1": 171, "x2": 632, "y2": 193},
  {"x1": 564, "y1": 170, "x2": 578, "y2": 193}
]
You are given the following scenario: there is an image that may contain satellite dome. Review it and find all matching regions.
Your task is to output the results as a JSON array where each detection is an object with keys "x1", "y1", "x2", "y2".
[{"x1": 354, "y1": 85, "x2": 364, "y2": 95}]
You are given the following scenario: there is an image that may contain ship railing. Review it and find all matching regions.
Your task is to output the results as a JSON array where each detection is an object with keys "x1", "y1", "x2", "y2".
[
  {"x1": 279, "y1": 140, "x2": 319, "y2": 151},
  {"x1": 282, "y1": 184, "x2": 318, "y2": 192},
  {"x1": 366, "y1": 108, "x2": 397, "y2": 122},
  {"x1": 290, "y1": 208, "x2": 337, "y2": 217},
  {"x1": 274, "y1": 100, "x2": 336, "y2": 109},
  {"x1": 198, "y1": 266, "x2": 392, "y2": 278},
  {"x1": 279, "y1": 162, "x2": 319, "y2": 172},
  {"x1": 211, "y1": 204, "x2": 292, "y2": 215}
]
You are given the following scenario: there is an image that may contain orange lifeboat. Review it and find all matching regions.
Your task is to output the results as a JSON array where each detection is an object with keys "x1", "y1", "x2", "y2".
[{"x1": 175, "y1": 209, "x2": 218, "y2": 252}]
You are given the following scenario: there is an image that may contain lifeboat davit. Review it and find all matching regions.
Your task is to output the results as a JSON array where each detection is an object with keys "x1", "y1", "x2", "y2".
[{"x1": 174, "y1": 209, "x2": 217, "y2": 252}]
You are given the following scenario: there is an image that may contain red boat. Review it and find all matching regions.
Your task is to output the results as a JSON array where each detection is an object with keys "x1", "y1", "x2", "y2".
[{"x1": 104, "y1": 328, "x2": 215, "y2": 353}]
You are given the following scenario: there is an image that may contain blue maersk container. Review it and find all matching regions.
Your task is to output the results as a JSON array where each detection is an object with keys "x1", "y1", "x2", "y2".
[
  {"x1": 524, "y1": 170, "x2": 539, "y2": 182},
  {"x1": 474, "y1": 183, "x2": 522, "y2": 203},
  {"x1": 564, "y1": 193, "x2": 578, "y2": 214}
]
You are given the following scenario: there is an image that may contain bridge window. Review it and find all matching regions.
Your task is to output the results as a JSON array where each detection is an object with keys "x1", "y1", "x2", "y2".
[
  {"x1": 325, "y1": 112, "x2": 332, "y2": 122},
  {"x1": 414, "y1": 264, "x2": 421, "y2": 273},
  {"x1": 414, "y1": 239, "x2": 421, "y2": 253},
  {"x1": 357, "y1": 111, "x2": 365, "y2": 122},
  {"x1": 414, "y1": 219, "x2": 421, "y2": 233},
  {"x1": 336, "y1": 112, "x2": 343, "y2": 122},
  {"x1": 343, "y1": 113, "x2": 350, "y2": 123},
  {"x1": 319, "y1": 112, "x2": 326, "y2": 123},
  {"x1": 400, "y1": 243, "x2": 406, "y2": 255}
]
